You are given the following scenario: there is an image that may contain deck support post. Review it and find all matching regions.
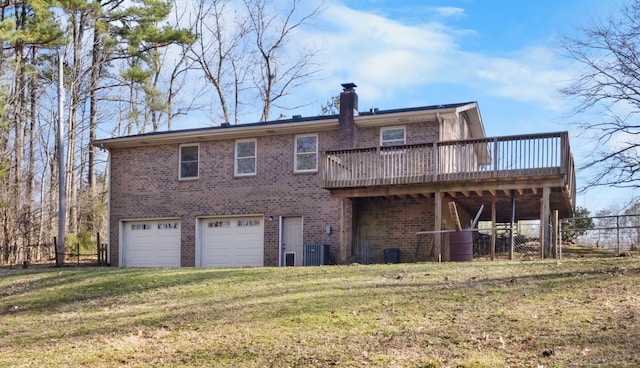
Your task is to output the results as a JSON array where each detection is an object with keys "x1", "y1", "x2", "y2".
[
  {"x1": 553, "y1": 210, "x2": 559, "y2": 259},
  {"x1": 491, "y1": 197, "x2": 496, "y2": 261},
  {"x1": 339, "y1": 198, "x2": 353, "y2": 264},
  {"x1": 540, "y1": 187, "x2": 551, "y2": 258},
  {"x1": 434, "y1": 192, "x2": 443, "y2": 262},
  {"x1": 510, "y1": 189, "x2": 515, "y2": 260}
]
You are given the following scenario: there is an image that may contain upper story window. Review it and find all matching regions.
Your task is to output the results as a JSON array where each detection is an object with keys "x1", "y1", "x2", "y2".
[
  {"x1": 179, "y1": 144, "x2": 199, "y2": 179},
  {"x1": 294, "y1": 134, "x2": 318, "y2": 172},
  {"x1": 380, "y1": 127, "x2": 406, "y2": 146},
  {"x1": 235, "y1": 139, "x2": 256, "y2": 176}
]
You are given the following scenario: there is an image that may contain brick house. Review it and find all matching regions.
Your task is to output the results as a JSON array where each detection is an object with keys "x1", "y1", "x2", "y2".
[{"x1": 93, "y1": 84, "x2": 576, "y2": 267}]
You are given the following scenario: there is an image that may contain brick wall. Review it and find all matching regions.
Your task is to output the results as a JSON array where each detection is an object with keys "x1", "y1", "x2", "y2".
[
  {"x1": 108, "y1": 118, "x2": 441, "y2": 266},
  {"x1": 354, "y1": 197, "x2": 436, "y2": 263}
]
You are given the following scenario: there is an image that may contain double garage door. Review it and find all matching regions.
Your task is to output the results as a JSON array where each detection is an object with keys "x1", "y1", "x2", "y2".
[{"x1": 122, "y1": 217, "x2": 264, "y2": 267}]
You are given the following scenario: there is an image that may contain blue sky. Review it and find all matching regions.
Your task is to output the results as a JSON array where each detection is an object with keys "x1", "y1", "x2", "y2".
[
  {"x1": 269, "y1": 0, "x2": 630, "y2": 213},
  {"x1": 164, "y1": 0, "x2": 631, "y2": 213}
]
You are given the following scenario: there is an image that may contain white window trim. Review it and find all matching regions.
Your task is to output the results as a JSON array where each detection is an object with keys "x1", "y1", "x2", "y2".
[
  {"x1": 178, "y1": 143, "x2": 199, "y2": 180},
  {"x1": 235, "y1": 138, "x2": 257, "y2": 176},
  {"x1": 294, "y1": 134, "x2": 318, "y2": 173},
  {"x1": 380, "y1": 126, "x2": 406, "y2": 147}
]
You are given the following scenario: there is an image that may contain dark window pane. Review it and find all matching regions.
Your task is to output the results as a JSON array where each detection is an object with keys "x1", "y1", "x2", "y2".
[
  {"x1": 181, "y1": 161, "x2": 198, "y2": 178},
  {"x1": 296, "y1": 136, "x2": 316, "y2": 153},
  {"x1": 382, "y1": 129, "x2": 404, "y2": 142},
  {"x1": 296, "y1": 153, "x2": 317, "y2": 171},
  {"x1": 237, "y1": 157, "x2": 256, "y2": 174},
  {"x1": 237, "y1": 141, "x2": 255, "y2": 157},
  {"x1": 181, "y1": 145, "x2": 198, "y2": 161}
]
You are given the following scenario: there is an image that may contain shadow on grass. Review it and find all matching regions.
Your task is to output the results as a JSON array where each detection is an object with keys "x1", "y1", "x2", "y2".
[
  {"x1": 2, "y1": 259, "x2": 639, "y2": 330},
  {"x1": 3, "y1": 258, "x2": 638, "y2": 316},
  {"x1": 2, "y1": 258, "x2": 640, "y2": 368},
  {"x1": 0, "y1": 267, "x2": 281, "y2": 315}
]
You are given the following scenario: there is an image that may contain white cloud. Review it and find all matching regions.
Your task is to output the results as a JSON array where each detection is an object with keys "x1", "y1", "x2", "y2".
[
  {"x1": 293, "y1": 3, "x2": 461, "y2": 104},
  {"x1": 163, "y1": 0, "x2": 575, "y2": 119},
  {"x1": 431, "y1": 7, "x2": 465, "y2": 18},
  {"x1": 288, "y1": 2, "x2": 573, "y2": 113},
  {"x1": 473, "y1": 47, "x2": 572, "y2": 110}
]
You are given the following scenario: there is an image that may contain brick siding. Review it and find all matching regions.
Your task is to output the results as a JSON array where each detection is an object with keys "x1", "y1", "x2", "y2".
[{"x1": 108, "y1": 120, "x2": 440, "y2": 266}]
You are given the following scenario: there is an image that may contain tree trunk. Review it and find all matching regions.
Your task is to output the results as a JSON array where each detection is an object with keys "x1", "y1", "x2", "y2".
[
  {"x1": 88, "y1": 22, "x2": 101, "y2": 204},
  {"x1": 25, "y1": 46, "x2": 38, "y2": 251},
  {"x1": 65, "y1": 10, "x2": 87, "y2": 235}
]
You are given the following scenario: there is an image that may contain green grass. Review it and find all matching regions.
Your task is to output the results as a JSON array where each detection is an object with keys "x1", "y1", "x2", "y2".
[{"x1": 1, "y1": 257, "x2": 639, "y2": 367}]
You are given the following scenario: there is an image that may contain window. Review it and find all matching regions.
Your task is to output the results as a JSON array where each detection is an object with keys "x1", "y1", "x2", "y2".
[
  {"x1": 179, "y1": 144, "x2": 199, "y2": 179},
  {"x1": 294, "y1": 134, "x2": 318, "y2": 172},
  {"x1": 238, "y1": 219, "x2": 260, "y2": 227},
  {"x1": 158, "y1": 223, "x2": 179, "y2": 230},
  {"x1": 380, "y1": 127, "x2": 406, "y2": 146},
  {"x1": 131, "y1": 224, "x2": 151, "y2": 230},
  {"x1": 208, "y1": 221, "x2": 230, "y2": 228},
  {"x1": 235, "y1": 139, "x2": 256, "y2": 176}
]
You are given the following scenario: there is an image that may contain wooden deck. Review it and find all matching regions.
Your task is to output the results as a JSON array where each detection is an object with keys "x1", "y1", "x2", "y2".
[{"x1": 322, "y1": 132, "x2": 576, "y2": 216}]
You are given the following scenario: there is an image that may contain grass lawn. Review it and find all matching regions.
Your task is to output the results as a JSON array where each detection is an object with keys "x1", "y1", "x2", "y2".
[{"x1": 1, "y1": 257, "x2": 639, "y2": 367}]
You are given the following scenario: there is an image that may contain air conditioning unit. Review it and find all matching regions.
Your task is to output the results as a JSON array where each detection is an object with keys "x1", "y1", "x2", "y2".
[{"x1": 304, "y1": 244, "x2": 330, "y2": 266}]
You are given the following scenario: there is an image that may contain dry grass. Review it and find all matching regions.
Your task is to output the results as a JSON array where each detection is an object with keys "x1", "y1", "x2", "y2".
[{"x1": 1, "y1": 257, "x2": 639, "y2": 367}]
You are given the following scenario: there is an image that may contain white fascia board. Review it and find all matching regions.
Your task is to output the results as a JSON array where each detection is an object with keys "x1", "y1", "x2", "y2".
[{"x1": 93, "y1": 119, "x2": 339, "y2": 149}]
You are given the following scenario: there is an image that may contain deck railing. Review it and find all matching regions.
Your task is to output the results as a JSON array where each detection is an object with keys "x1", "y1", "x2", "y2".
[{"x1": 322, "y1": 132, "x2": 575, "y2": 196}]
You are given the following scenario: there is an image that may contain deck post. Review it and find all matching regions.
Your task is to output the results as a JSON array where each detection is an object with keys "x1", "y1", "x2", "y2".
[
  {"x1": 540, "y1": 187, "x2": 551, "y2": 258},
  {"x1": 553, "y1": 210, "x2": 559, "y2": 259},
  {"x1": 510, "y1": 189, "x2": 515, "y2": 260},
  {"x1": 434, "y1": 192, "x2": 443, "y2": 262},
  {"x1": 339, "y1": 198, "x2": 353, "y2": 264},
  {"x1": 491, "y1": 197, "x2": 496, "y2": 261}
]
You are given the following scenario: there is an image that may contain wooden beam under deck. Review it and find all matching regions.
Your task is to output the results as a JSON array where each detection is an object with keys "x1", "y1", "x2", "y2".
[
  {"x1": 327, "y1": 175, "x2": 567, "y2": 199},
  {"x1": 327, "y1": 178, "x2": 572, "y2": 222}
]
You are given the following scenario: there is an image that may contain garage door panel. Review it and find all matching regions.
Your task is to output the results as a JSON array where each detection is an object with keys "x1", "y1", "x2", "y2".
[
  {"x1": 123, "y1": 220, "x2": 180, "y2": 267},
  {"x1": 200, "y1": 217, "x2": 264, "y2": 267}
]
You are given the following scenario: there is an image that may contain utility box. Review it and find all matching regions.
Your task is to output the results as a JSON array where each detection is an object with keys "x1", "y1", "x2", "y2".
[
  {"x1": 383, "y1": 248, "x2": 400, "y2": 264},
  {"x1": 304, "y1": 244, "x2": 330, "y2": 266}
]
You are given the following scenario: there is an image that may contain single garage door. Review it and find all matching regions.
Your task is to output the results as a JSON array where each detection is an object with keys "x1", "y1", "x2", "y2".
[
  {"x1": 122, "y1": 220, "x2": 181, "y2": 267},
  {"x1": 200, "y1": 216, "x2": 264, "y2": 267}
]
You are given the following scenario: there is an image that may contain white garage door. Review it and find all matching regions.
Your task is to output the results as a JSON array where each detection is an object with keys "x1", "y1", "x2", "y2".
[
  {"x1": 122, "y1": 220, "x2": 181, "y2": 267},
  {"x1": 200, "y1": 217, "x2": 264, "y2": 267}
]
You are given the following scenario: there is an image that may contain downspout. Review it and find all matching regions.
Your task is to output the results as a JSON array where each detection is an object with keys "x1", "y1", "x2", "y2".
[
  {"x1": 106, "y1": 148, "x2": 112, "y2": 265},
  {"x1": 278, "y1": 216, "x2": 283, "y2": 266}
]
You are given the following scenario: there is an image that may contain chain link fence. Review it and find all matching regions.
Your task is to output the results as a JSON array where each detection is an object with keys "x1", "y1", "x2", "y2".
[
  {"x1": 561, "y1": 214, "x2": 640, "y2": 255},
  {"x1": 475, "y1": 221, "x2": 542, "y2": 260}
]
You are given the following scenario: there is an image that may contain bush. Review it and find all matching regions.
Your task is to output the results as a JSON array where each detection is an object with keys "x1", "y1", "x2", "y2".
[{"x1": 65, "y1": 231, "x2": 95, "y2": 256}]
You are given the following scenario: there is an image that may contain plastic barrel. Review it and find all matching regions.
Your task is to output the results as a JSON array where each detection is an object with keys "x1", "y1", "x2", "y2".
[{"x1": 450, "y1": 231, "x2": 473, "y2": 262}]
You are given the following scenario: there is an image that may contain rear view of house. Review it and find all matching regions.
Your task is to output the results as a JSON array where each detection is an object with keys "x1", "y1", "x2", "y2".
[{"x1": 93, "y1": 84, "x2": 575, "y2": 267}]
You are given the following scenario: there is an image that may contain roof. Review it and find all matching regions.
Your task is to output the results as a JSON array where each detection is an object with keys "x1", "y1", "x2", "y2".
[{"x1": 92, "y1": 101, "x2": 483, "y2": 149}]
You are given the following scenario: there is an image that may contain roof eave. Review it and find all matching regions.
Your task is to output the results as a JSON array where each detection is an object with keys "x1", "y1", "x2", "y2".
[
  {"x1": 92, "y1": 118, "x2": 339, "y2": 149},
  {"x1": 355, "y1": 105, "x2": 463, "y2": 127},
  {"x1": 455, "y1": 102, "x2": 485, "y2": 139}
]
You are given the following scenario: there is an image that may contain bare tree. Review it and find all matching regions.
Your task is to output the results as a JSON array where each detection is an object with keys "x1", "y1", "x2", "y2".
[
  {"x1": 559, "y1": 0, "x2": 640, "y2": 190},
  {"x1": 191, "y1": 0, "x2": 322, "y2": 124},
  {"x1": 191, "y1": 0, "x2": 252, "y2": 124},
  {"x1": 154, "y1": 0, "x2": 200, "y2": 131},
  {"x1": 243, "y1": 0, "x2": 322, "y2": 121}
]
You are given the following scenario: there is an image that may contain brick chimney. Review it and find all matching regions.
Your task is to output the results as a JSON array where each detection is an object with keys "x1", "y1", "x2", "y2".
[{"x1": 339, "y1": 83, "x2": 358, "y2": 148}]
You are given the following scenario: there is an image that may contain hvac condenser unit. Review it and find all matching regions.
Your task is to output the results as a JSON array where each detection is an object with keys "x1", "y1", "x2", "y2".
[{"x1": 303, "y1": 244, "x2": 330, "y2": 266}]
